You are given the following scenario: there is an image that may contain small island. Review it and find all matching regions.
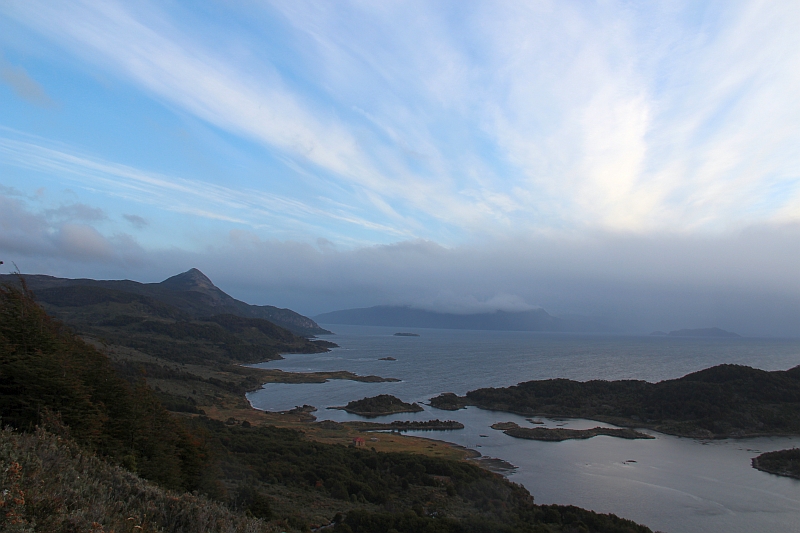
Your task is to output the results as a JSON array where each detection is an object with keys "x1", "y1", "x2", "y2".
[
  {"x1": 429, "y1": 392, "x2": 468, "y2": 410},
  {"x1": 328, "y1": 394, "x2": 424, "y2": 418},
  {"x1": 379, "y1": 356, "x2": 397, "y2": 361},
  {"x1": 491, "y1": 422, "x2": 654, "y2": 441},
  {"x1": 350, "y1": 419, "x2": 465, "y2": 432},
  {"x1": 394, "y1": 332, "x2": 420, "y2": 337},
  {"x1": 752, "y1": 448, "x2": 800, "y2": 479}
]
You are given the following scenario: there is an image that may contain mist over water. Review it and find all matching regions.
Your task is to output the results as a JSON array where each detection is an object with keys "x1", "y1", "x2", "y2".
[{"x1": 248, "y1": 325, "x2": 800, "y2": 533}]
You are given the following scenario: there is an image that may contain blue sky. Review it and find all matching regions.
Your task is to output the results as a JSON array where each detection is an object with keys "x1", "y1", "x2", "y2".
[{"x1": 1, "y1": 1, "x2": 800, "y2": 334}]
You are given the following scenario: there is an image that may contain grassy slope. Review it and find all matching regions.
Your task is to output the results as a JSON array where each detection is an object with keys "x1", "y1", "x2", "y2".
[
  {"x1": 31, "y1": 284, "x2": 333, "y2": 365},
  {"x1": 0, "y1": 426, "x2": 271, "y2": 533}
]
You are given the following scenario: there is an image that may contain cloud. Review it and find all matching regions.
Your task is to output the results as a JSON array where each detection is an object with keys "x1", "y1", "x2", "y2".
[
  {"x1": 409, "y1": 293, "x2": 538, "y2": 315},
  {"x1": 56, "y1": 223, "x2": 113, "y2": 260},
  {"x1": 0, "y1": 57, "x2": 56, "y2": 108},
  {"x1": 2, "y1": 1, "x2": 800, "y2": 336},
  {"x1": 46, "y1": 203, "x2": 106, "y2": 222},
  {"x1": 153, "y1": 226, "x2": 799, "y2": 337},
  {"x1": 2, "y1": 193, "x2": 799, "y2": 336},
  {"x1": 0, "y1": 131, "x2": 408, "y2": 242},
  {"x1": 123, "y1": 213, "x2": 148, "y2": 229},
  {"x1": 0, "y1": 193, "x2": 141, "y2": 267},
  {"x1": 4, "y1": 1, "x2": 800, "y2": 240}
]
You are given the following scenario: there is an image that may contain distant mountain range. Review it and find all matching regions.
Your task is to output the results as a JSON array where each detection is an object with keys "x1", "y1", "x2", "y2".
[
  {"x1": 0, "y1": 268, "x2": 329, "y2": 337},
  {"x1": 314, "y1": 305, "x2": 614, "y2": 333},
  {"x1": 649, "y1": 327, "x2": 741, "y2": 338}
]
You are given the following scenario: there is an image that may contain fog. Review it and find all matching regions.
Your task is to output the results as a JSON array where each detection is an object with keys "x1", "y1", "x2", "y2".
[{"x1": 4, "y1": 216, "x2": 799, "y2": 337}]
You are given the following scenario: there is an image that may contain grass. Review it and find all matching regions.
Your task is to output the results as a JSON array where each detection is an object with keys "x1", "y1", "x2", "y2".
[{"x1": 0, "y1": 426, "x2": 274, "y2": 533}]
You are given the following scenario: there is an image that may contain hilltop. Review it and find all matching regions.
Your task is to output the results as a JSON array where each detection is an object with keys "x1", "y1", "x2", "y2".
[{"x1": 0, "y1": 268, "x2": 330, "y2": 337}]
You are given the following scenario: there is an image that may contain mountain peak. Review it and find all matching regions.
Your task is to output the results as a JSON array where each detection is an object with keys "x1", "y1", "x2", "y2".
[{"x1": 159, "y1": 268, "x2": 217, "y2": 292}]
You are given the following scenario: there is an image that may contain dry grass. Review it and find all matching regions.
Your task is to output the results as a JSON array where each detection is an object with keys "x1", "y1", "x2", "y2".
[
  {"x1": 0, "y1": 426, "x2": 277, "y2": 533},
  {"x1": 98, "y1": 339, "x2": 475, "y2": 464}
]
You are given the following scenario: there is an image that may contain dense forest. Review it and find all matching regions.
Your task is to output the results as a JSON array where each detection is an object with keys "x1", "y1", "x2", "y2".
[
  {"x1": 751, "y1": 448, "x2": 800, "y2": 479},
  {"x1": 430, "y1": 364, "x2": 800, "y2": 438},
  {"x1": 1, "y1": 279, "x2": 653, "y2": 532}
]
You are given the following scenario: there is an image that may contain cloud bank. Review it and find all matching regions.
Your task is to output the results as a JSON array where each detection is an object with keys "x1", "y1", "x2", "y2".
[
  {"x1": 1, "y1": 1, "x2": 799, "y2": 337},
  {"x1": 3, "y1": 191, "x2": 798, "y2": 337}
]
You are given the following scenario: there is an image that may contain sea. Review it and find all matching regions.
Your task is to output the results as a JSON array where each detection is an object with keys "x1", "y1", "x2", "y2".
[{"x1": 247, "y1": 325, "x2": 800, "y2": 533}]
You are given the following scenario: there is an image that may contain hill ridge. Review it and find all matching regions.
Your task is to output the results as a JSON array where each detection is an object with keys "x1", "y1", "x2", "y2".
[{"x1": 0, "y1": 269, "x2": 329, "y2": 337}]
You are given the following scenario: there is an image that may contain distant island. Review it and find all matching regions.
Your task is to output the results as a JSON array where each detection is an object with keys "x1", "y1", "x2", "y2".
[
  {"x1": 649, "y1": 327, "x2": 740, "y2": 338},
  {"x1": 490, "y1": 422, "x2": 654, "y2": 441},
  {"x1": 315, "y1": 305, "x2": 613, "y2": 333},
  {"x1": 394, "y1": 332, "x2": 420, "y2": 336},
  {"x1": 430, "y1": 364, "x2": 800, "y2": 438},
  {"x1": 379, "y1": 356, "x2": 397, "y2": 361},
  {"x1": 329, "y1": 394, "x2": 424, "y2": 417}
]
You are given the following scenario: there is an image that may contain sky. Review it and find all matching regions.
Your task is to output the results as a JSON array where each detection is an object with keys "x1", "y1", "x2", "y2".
[{"x1": 1, "y1": 1, "x2": 799, "y2": 336}]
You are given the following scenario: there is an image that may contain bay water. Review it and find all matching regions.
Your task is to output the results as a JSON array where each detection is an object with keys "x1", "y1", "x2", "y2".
[{"x1": 248, "y1": 325, "x2": 800, "y2": 533}]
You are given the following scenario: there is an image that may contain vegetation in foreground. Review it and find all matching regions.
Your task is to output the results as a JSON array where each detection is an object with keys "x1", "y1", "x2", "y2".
[
  {"x1": 0, "y1": 426, "x2": 269, "y2": 533},
  {"x1": 1, "y1": 279, "x2": 654, "y2": 532},
  {"x1": 751, "y1": 448, "x2": 800, "y2": 479},
  {"x1": 430, "y1": 364, "x2": 800, "y2": 438}
]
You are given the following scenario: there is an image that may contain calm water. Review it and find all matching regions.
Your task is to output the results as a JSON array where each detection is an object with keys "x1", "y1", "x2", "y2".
[{"x1": 248, "y1": 325, "x2": 800, "y2": 533}]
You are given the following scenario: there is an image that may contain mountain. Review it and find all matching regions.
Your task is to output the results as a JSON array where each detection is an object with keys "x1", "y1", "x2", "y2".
[
  {"x1": 0, "y1": 268, "x2": 329, "y2": 337},
  {"x1": 314, "y1": 305, "x2": 614, "y2": 333}
]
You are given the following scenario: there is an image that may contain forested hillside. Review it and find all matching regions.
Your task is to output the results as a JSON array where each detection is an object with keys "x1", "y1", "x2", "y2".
[
  {"x1": 431, "y1": 364, "x2": 800, "y2": 438},
  {"x1": 1, "y1": 279, "x2": 653, "y2": 532}
]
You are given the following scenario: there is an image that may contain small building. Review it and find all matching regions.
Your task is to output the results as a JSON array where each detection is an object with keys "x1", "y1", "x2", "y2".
[{"x1": 352, "y1": 437, "x2": 366, "y2": 447}]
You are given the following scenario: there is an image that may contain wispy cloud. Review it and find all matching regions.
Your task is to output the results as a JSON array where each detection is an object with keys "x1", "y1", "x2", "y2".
[
  {"x1": 0, "y1": 131, "x2": 409, "y2": 240},
  {"x1": 2, "y1": 1, "x2": 471, "y2": 233},
  {"x1": 122, "y1": 214, "x2": 148, "y2": 229},
  {"x1": 2, "y1": 0, "x2": 800, "y2": 241},
  {"x1": 0, "y1": 56, "x2": 56, "y2": 108}
]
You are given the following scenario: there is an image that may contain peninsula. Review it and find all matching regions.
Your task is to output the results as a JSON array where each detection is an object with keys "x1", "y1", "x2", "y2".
[
  {"x1": 491, "y1": 422, "x2": 654, "y2": 441},
  {"x1": 430, "y1": 364, "x2": 800, "y2": 439},
  {"x1": 751, "y1": 449, "x2": 800, "y2": 479}
]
